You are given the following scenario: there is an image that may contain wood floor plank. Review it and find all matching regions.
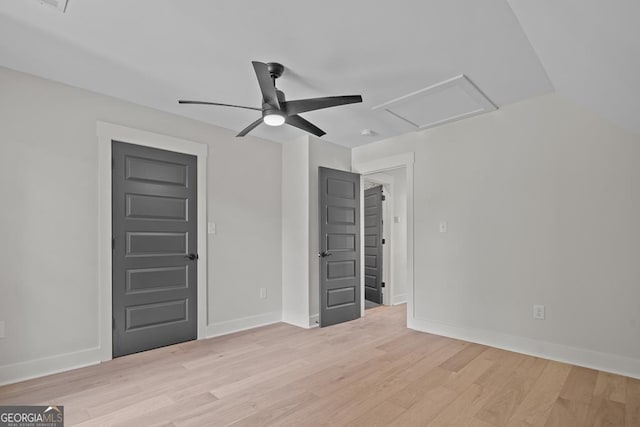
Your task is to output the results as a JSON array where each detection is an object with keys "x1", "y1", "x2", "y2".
[
  {"x1": 475, "y1": 373, "x2": 541, "y2": 426},
  {"x1": 0, "y1": 304, "x2": 637, "y2": 427},
  {"x1": 427, "y1": 383, "x2": 496, "y2": 426},
  {"x1": 544, "y1": 397, "x2": 590, "y2": 427},
  {"x1": 593, "y1": 371, "x2": 627, "y2": 404},
  {"x1": 347, "y1": 400, "x2": 407, "y2": 427},
  {"x1": 513, "y1": 355, "x2": 549, "y2": 380},
  {"x1": 394, "y1": 367, "x2": 454, "y2": 407},
  {"x1": 388, "y1": 385, "x2": 460, "y2": 426},
  {"x1": 559, "y1": 366, "x2": 599, "y2": 404},
  {"x1": 441, "y1": 352, "x2": 495, "y2": 394},
  {"x1": 74, "y1": 395, "x2": 174, "y2": 426},
  {"x1": 474, "y1": 350, "x2": 527, "y2": 390},
  {"x1": 585, "y1": 397, "x2": 625, "y2": 427},
  {"x1": 113, "y1": 392, "x2": 218, "y2": 427},
  {"x1": 627, "y1": 377, "x2": 640, "y2": 426},
  {"x1": 274, "y1": 351, "x2": 427, "y2": 425},
  {"x1": 440, "y1": 343, "x2": 489, "y2": 372},
  {"x1": 505, "y1": 360, "x2": 572, "y2": 426},
  {"x1": 322, "y1": 351, "x2": 455, "y2": 426},
  {"x1": 228, "y1": 391, "x2": 317, "y2": 427}
]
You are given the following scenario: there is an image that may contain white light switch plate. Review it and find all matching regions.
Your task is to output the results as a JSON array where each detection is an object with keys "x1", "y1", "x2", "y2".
[
  {"x1": 439, "y1": 221, "x2": 447, "y2": 233},
  {"x1": 208, "y1": 222, "x2": 216, "y2": 235},
  {"x1": 533, "y1": 305, "x2": 545, "y2": 320},
  {"x1": 259, "y1": 288, "x2": 267, "y2": 299}
]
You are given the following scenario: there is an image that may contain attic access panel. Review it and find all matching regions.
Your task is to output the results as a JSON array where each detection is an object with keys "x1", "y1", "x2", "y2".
[
  {"x1": 373, "y1": 75, "x2": 497, "y2": 130},
  {"x1": 35, "y1": 0, "x2": 68, "y2": 13}
]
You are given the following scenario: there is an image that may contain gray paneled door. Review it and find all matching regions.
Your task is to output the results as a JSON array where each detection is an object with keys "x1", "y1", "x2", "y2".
[
  {"x1": 364, "y1": 186, "x2": 383, "y2": 304},
  {"x1": 319, "y1": 167, "x2": 361, "y2": 327},
  {"x1": 112, "y1": 141, "x2": 197, "y2": 357}
]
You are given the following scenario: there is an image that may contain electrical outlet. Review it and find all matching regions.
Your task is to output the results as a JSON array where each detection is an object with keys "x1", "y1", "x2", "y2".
[
  {"x1": 0, "y1": 321, "x2": 5, "y2": 338},
  {"x1": 533, "y1": 305, "x2": 545, "y2": 320},
  {"x1": 439, "y1": 221, "x2": 447, "y2": 233},
  {"x1": 259, "y1": 288, "x2": 267, "y2": 299}
]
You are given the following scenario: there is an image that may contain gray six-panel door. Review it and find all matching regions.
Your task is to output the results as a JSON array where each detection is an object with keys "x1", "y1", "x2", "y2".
[
  {"x1": 112, "y1": 141, "x2": 197, "y2": 357},
  {"x1": 364, "y1": 186, "x2": 383, "y2": 304},
  {"x1": 319, "y1": 167, "x2": 361, "y2": 327}
]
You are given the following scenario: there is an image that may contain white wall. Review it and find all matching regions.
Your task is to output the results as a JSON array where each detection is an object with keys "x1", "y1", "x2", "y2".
[
  {"x1": 353, "y1": 93, "x2": 640, "y2": 378},
  {"x1": 0, "y1": 67, "x2": 282, "y2": 383},
  {"x1": 308, "y1": 137, "x2": 352, "y2": 324},
  {"x1": 280, "y1": 135, "x2": 352, "y2": 327},
  {"x1": 281, "y1": 137, "x2": 310, "y2": 328}
]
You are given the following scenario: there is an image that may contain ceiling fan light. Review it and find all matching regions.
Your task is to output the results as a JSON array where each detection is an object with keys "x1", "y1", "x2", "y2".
[{"x1": 263, "y1": 113, "x2": 285, "y2": 126}]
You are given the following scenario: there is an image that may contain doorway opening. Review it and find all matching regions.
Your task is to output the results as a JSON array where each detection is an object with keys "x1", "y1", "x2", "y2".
[
  {"x1": 362, "y1": 166, "x2": 408, "y2": 310},
  {"x1": 98, "y1": 122, "x2": 208, "y2": 362},
  {"x1": 363, "y1": 182, "x2": 384, "y2": 309}
]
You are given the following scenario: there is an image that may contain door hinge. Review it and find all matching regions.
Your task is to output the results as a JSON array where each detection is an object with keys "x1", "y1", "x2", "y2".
[
  {"x1": 112, "y1": 237, "x2": 115, "y2": 250},
  {"x1": 381, "y1": 282, "x2": 386, "y2": 288},
  {"x1": 381, "y1": 238, "x2": 386, "y2": 245},
  {"x1": 381, "y1": 194, "x2": 386, "y2": 201}
]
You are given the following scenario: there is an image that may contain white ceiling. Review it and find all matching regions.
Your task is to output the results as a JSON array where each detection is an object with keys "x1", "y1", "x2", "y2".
[
  {"x1": 0, "y1": 0, "x2": 554, "y2": 147},
  {"x1": 508, "y1": 0, "x2": 640, "y2": 138}
]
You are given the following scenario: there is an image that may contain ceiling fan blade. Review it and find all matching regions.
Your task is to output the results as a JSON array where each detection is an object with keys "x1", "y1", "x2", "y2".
[
  {"x1": 236, "y1": 117, "x2": 264, "y2": 137},
  {"x1": 286, "y1": 114, "x2": 326, "y2": 137},
  {"x1": 252, "y1": 61, "x2": 280, "y2": 109},
  {"x1": 178, "y1": 100, "x2": 261, "y2": 111},
  {"x1": 282, "y1": 95, "x2": 362, "y2": 116}
]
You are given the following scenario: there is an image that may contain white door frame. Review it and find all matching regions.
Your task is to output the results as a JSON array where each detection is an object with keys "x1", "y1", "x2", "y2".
[
  {"x1": 97, "y1": 122, "x2": 208, "y2": 362},
  {"x1": 353, "y1": 153, "x2": 414, "y2": 322}
]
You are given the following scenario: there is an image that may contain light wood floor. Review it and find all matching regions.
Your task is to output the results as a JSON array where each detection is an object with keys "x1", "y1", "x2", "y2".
[{"x1": 1, "y1": 305, "x2": 639, "y2": 426}]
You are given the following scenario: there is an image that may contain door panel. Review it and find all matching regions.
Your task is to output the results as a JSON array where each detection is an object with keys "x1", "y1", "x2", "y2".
[
  {"x1": 126, "y1": 266, "x2": 188, "y2": 293},
  {"x1": 327, "y1": 234, "x2": 356, "y2": 251},
  {"x1": 125, "y1": 194, "x2": 187, "y2": 220},
  {"x1": 327, "y1": 287, "x2": 356, "y2": 306},
  {"x1": 126, "y1": 232, "x2": 187, "y2": 256},
  {"x1": 327, "y1": 206, "x2": 356, "y2": 224},
  {"x1": 112, "y1": 141, "x2": 198, "y2": 357},
  {"x1": 319, "y1": 167, "x2": 361, "y2": 327},
  {"x1": 125, "y1": 156, "x2": 187, "y2": 185},
  {"x1": 364, "y1": 186, "x2": 383, "y2": 304},
  {"x1": 125, "y1": 299, "x2": 188, "y2": 330},
  {"x1": 327, "y1": 260, "x2": 357, "y2": 279}
]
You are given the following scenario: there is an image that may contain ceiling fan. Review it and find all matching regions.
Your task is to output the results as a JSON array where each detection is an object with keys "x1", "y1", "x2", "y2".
[{"x1": 179, "y1": 61, "x2": 363, "y2": 137}]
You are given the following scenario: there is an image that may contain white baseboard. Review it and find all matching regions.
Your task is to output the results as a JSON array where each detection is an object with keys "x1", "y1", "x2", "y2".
[
  {"x1": 281, "y1": 314, "x2": 317, "y2": 329},
  {"x1": 0, "y1": 311, "x2": 283, "y2": 386},
  {"x1": 408, "y1": 317, "x2": 640, "y2": 380},
  {"x1": 308, "y1": 314, "x2": 319, "y2": 328},
  {"x1": 281, "y1": 315, "x2": 310, "y2": 329},
  {"x1": 392, "y1": 293, "x2": 408, "y2": 306},
  {"x1": 205, "y1": 311, "x2": 282, "y2": 338},
  {"x1": 0, "y1": 346, "x2": 102, "y2": 387}
]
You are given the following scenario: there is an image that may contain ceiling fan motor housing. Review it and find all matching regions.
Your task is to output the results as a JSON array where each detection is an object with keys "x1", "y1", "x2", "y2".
[
  {"x1": 266, "y1": 62, "x2": 285, "y2": 79},
  {"x1": 262, "y1": 90, "x2": 286, "y2": 111}
]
